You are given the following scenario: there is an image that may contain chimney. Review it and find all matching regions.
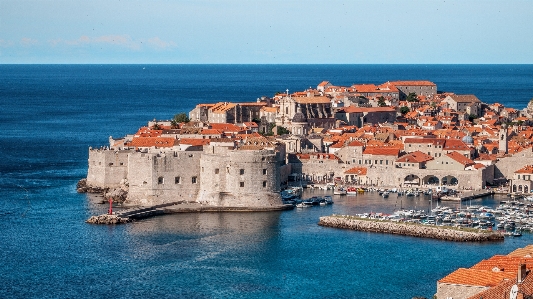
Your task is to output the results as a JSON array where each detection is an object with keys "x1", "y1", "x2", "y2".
[{"x1": 518, "y1": 263, "x2": 527, "y2": 283}]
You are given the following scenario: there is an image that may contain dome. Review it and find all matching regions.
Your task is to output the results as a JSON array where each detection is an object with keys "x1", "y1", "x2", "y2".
[
  {"x1": 462, "y1": 135, "x2": 474, "y2": 144},
  {"x1": 292, "y1": 104, "x2": 307, "y2": 123}
]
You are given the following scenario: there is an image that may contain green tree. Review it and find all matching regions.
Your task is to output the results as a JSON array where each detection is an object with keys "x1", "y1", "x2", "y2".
[
  {"x1": 405, "y1": 92, "x2": 419, "y2": 102},
  {"x1": 173, "y1": 113, "x2": 190, "y2": 123},
  {"x1": 377, "y1": 96, "x2": 387, "y2": 107},
  {"x1": 152, "y1": 123, "x2": 162, "y2": 130},
  {"x1": 276, "y1": 126, "x2": 291, "y2": 135},
  {"x1": 468, "y1": 114, "x2": 478, "y2": 122},
  {"x1": 400, "y1": 106, "x2": 410, "y2": 115}
]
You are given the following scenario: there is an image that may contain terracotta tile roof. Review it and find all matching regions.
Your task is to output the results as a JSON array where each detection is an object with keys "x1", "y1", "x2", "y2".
[
  {"x1": 444, "y1": 139, "x2": 470, "y2": 151},
  {"x1": 344, "y1": 167, "x2": 368, "y2": 175},
  {"x1": 438, "y1": 268, "x2": 514, "y2": 287},
  {"x1": 318, "y1": 81, "x2": 330, "y2": 87},
  {"x1": 347, "y1": 140, "x2": 365, "y2": 147},
  {"x1": 515, "y1": 165, "x2": 533, "y2": 174},
  {"x1": 389, "y1": 80, "x2": 436, "y2": 86},
  {"x1": 447, "y1": 94, "x2": 481, "y2": 103},
  {"x1": 404, "y1": 137, "x2": 446, "y2": 146},
  {"x1": 293, "y1": 96, "x2": 331, "y2": 104},
  {"x1": 395, "y1": 151, "x2": 433, "y2": 163},
  {"x1": 210, "y1": 123, "x2": 243, "y2": 132},
  {"x1": 261, "y1": 106, "x2": 278, "y2": 113},
  {"x1": 446, "y1": 151, "x2": 475, "y2": 166},
  {"x1": 339, "y1": 106, "x2": 396, "y2": 113},
  {"x1": 200, "y1": 129, "x2": 223, "y2": 135},
  {"x1": 330, "y1": 142, "x2": 344, "y2": 148},
  {"x1": 295, "y1": 153, "x2": 339, "y2": 160},
  {"x1": 508, "y1": 245, "x2": 533, "y2": 258},
  {"x1": 179, "y1": 138, "x2": 210, "y2": 146},
  {"x1": 363, "y1": 147, "x2": 400, "y2": 156},
  {"x1": 129, "y1": 137, "x2": 177, "y2": 148},
  {"x1": 471, "y1": 256, "x2": 533, "y2": 272}
]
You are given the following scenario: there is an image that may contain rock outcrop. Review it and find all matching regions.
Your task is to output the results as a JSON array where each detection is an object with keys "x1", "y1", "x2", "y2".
[
  {"x1": 318, "y1": 215, "x2": 504, "y2": 242},
  {"x1": 86, "y1": 214, "x2": 130, "y2": 224}
]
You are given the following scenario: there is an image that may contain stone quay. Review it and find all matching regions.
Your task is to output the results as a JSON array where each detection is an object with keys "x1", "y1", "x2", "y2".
[{"x1": 318, "y1": 215, "x2": 504, "y2": 242}]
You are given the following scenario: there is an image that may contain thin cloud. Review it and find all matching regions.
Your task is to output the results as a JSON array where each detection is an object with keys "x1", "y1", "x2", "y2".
[
  {"x1": 147, "y1": 37, "x2": 177, "y2": 49},
  {"x1": 20, "y1": 38, "x2": 38, "y2": 46},
  {"x1": 48, "y1": 35, "x2": 176, "y2": 51},
  {"x1": 0, "y1": 39, "x2": 15, "y2": 47}
]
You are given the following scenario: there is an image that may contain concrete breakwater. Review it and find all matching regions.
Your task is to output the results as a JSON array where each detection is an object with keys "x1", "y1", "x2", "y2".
[{"x1": 318, "y1": 215, "x2": 504, "y2": 242}]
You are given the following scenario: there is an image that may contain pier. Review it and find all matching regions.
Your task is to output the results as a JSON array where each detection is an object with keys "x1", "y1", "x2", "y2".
[
  {"x1": 86, "y1": 201, "x2": 294, "y2": 224},
  {"x1": 318, "y1": 215, "x2": 504, "y2": 242},
  {"x1": 440, "y1": 190, "x2": 494, "y2": 201}
]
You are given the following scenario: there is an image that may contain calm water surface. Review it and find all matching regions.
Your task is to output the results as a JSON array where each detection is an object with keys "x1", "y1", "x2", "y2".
[{"x1": 1, "y1": 65, "x2": 533, "y2": 298}]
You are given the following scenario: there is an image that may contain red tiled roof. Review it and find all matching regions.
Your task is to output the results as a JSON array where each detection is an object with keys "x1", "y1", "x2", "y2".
[
  {"x1": 129, "y1": 137, "x2": 177, "y2": 148},
  {"x1": 363, "y1": 148, "x2": 400, "y2": 156},
  {"x1": 338, "y1": 106, "x2": 396, "y2": 113},
  {"x1": 395, "y1": 151, "x2": 433, "y2": 163},
  {"x1": 389, "y1": 80, "x2": 436, "y2": 86},
  {"x1": 438, "y1": 268, "x2": 514, "y2": 287},
  {"x1": 179, "y1": 138, "x2": 210, "y2": 146},
  {"x1": 446, "y1": 151, "x2": 475, "y2": 166},
  {"x1": 444, "y1": 139, "x2": 470, "y2": 151},
  {"x1": 515, "y1": 165, "x2": 533, "y2": 174},
  {"x1": 344, "y1": 167, "x2": 368, "y2": 175}
]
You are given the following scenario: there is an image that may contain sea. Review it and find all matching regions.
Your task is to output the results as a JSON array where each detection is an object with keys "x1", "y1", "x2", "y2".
[{"x1": 1, "y1": 64, "x2": 533, "y2": 299}]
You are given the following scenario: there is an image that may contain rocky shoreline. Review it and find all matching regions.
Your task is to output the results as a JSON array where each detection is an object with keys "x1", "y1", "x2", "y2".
[
  {"x1": 77, "y1": 178, "x2": 128, "y2": 203},
  {"x1": 318, "y1": 215, "x2": 504, "y2": 242},
  {"x1": 86, "y1": 214, "x2": 131, "y2": 224}
]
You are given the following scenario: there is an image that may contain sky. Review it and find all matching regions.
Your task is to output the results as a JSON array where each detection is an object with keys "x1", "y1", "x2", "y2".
[{"x1": 1, "y1": 0, "x2": 532, "y2": 64}]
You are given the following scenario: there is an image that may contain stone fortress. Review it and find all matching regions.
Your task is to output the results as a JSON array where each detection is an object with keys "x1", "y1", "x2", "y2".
[{"x1": 83, "y1": 79, "x2": 533, "y2": 207}]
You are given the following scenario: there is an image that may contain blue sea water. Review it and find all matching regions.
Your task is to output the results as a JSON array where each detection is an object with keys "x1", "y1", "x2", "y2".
[{"x1": 0, "y1": 64, "x2": 533, "y2": 298}]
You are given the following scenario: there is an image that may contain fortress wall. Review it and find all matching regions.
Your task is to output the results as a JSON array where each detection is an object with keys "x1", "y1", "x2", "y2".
[
  {"x1": 127, "y1": 151, "x2": 202, "y2": 206},
  {"x1": 291, "y1": 158, "x2": 342, "y2": 181},
  {"x1": 198, "y1": 149, "x2": 282, "y2": 207},
  {"x1": 86, "y1": 149, "x2": 129, "y2": 188},
  {"x1": 495, "y1": 149, "x2": 533, "y2": 180},
  {"x1": 294, "y1": 157, "x2": 487, "y2": 189}
]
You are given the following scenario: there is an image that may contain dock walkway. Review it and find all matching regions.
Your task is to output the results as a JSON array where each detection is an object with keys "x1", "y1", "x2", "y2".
[
  {"x1": 87, "y1": 201, "x2": 294, "y2": 224},
  {"x1": 440, "y1": 190, "x2": 494, "y2": 201}
]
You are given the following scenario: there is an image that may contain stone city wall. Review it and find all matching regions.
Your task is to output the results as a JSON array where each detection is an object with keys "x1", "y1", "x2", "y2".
[
  {"x1": 198, "y1": 146, "x2": 283, "y2": 207},
  {"x1": 86, "y1": 149, "x2": 130, "y2": 189},
  {"x1": 127, "y1": 150, "x2": 202, "y2": 206}
]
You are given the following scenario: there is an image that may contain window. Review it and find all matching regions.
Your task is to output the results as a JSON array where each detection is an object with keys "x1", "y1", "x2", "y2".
[
  {"x1": 175, "y1": 177, "x2": 181, "y2": 184},
  {"x1": 380, "y1": 160, "x2": 383, "y2": 165},
  {"x1": 386, "y1": 160, "x2": 388, "y2": 165},
  {"x1": 240, "y1": 182, "x2": 245, "y2": 187},
  {"x1": 215, "y1": 168, "x2": 219, "y2": 174},
  {"x1": 263, "y1": 169, "x2": 267, "y2": 175},
  {"x1": 109, "y1": 163, "x2": 113, "y2": 166},
  {"x1": 192, "y1": 176, "x2": 197, "y2": 184},
  {"x1": 120, "y1": 162, "x2": 124, "y2": 166},
  {"x1": 240, "y1": 169, "x2": 245, "y2": 175},
  {"x1": 158, "y1": 177, "x2": 164, "y2": 184},
  {"x1": 263, "y1": 181, "x2": 267, "y2": 188}
]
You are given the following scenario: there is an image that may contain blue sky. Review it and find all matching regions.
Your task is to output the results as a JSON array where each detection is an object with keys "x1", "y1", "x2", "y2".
[{"x1": 1, "y1": 0, "x2": 532, "y2": 64}]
